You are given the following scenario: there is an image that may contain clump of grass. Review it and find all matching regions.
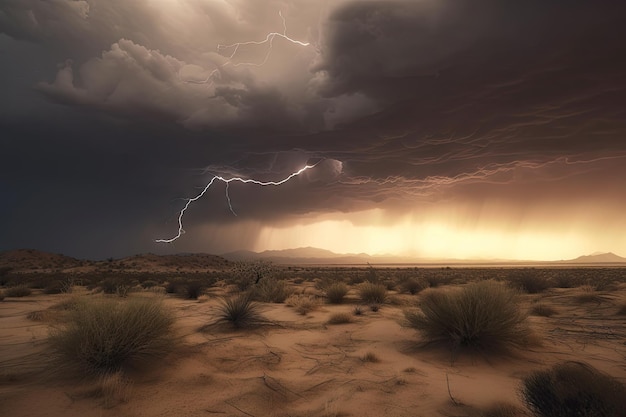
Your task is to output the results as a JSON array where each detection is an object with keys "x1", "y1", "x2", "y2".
[
  {"x1": 361, "y1": 352, "x2": 380, "y2": 363},
  {"x1": 399, "y1": 278, "x2": 427, "y2": 295},
  {"x1": 530, "y1": 303, "x2": 558, "y2": 317},
  {"x1": 286, "y1": 294, "x2": 320, "y2": 315},
  {"x1": 353, "y1": 305, "x2": 364, "y2": 316},
  {"x1": 325, "y1": 283, "x2": 349, "y2": 304},
  {"x1": 5, "y1": 285, "x2": 32, "y2": 297},
  {"x1": 521, "y1": 361, "x2": 626, "y2": 417},
  {"x1": 140, "y1": 280, "x2": 158, "y2": 289},
  {"x1": 215, "y1": 294, "x2": 264, "y2": 329},
  {"x1": 574, "y1": 284, "x2": 604, "y2": 303},
  {"x1": 404, "y1": 280, "x2": 531, "y2": 352},
  {"x1": 369, "y1": 304, "x2": 380, "y2": 312},
  {"x1": 507, "y1": 271, "x2": 550, "y2": 294},
  {"x1": 250, "y1": 277, "x2": 292, "y2": 303},
  {"x1": 327, "y1": 312, "x2": 353, "y2": 325},
  {"x1": 49, "y1": 297, "x2": 175, "y2": 376},
  {"x1": 180, "y1": 280, "x2": 205, "y2": 299},
  {"x1": 358, "y1": 282, "x2": 387, "y2": 304}
]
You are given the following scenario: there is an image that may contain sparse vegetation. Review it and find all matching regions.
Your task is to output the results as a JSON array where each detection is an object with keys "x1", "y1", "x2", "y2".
[
  {"x1": 358, "y1": 282, "x2": 387, "y2": 304},
  {"x1": 530, "y1": 303, "x2": 558, "y2": 317},
  {"x1": 361, "y1": 352, "x2": 380, "y2": 363},
  {"x1": 521, "y1": 361, "x2": 626, "y2": 417},
  {"x1": 5, "y1": 285, "x2": 32, "y2": 297},
  {"x1": 507, "y1": 270, "x2": 550, "y2": 294},
  {"x1": 325, "y1": 282, "x2": 349, "y2": 304},
  {"x1": 353, "y1": 305, "x2": 364, "y2": 316},
  {"x1": 574, "y1": 284, "x2": 603, "y2": 303},
  {"x1": 250, "y1": 277, "x2": 292, "y2": 303},
  {"x1": 399, "y1": 277, "x2": 427, "y2": 294},
  {"x1": 49, "y1": 297, "x2": 175, "y2": 376},
  {"x1": 286, "y1": 294, "x2": 320, "y2": 315},
  {"x1": 215, "y1": 294, "x2": 264, "y2": 328},
  {"x1": 404, "y1": 280, "x2": 531, "y2": 352},
  {"x1": 180, "y1": 280, "x2": 205, "y2": 299},
  {"x1": 327, "y1": 312, "x2": 353, "y2": 324}
]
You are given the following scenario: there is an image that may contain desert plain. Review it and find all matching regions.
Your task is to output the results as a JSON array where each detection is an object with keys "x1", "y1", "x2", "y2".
[{"x1": 1, "y1": 250, "x2": 626, "y2": 417}]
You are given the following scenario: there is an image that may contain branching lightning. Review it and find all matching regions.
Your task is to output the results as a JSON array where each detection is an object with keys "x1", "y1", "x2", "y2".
[
  {"x1": 156, "y1": 163, "x2": 318, "y2": 243},
  {"x1": 185, "y1": 11, "x2": 310, "y2": 85}
]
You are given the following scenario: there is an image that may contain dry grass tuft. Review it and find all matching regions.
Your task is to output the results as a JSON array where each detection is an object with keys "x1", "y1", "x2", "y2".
[
  {"x1": 324, "y1": 282, "x2": 349, "y2": 304},
  {"x1": 361, "y1": 352, "x2": 380, "y2": 363},
  {"x1": 573, "y1": 285, "x2": 604, "y2": 303},
  {"x1": 215, "y1": 293, "x2": 265, "y2": 328},
  {"x1": 404, "y1": 280, "x2": 531, "y2": 352},
  {"x1": 327, "y1": 312, "x2": 353, "y2": 325},
  {"x1": 530, "y1": 303, "x2": 558, "y2": 317},
  {"x1": 521, "y1": 361, "x2": 626, "y2": 417},
  {"x1": 49, "y1": 297, "x2": 175, "y2": 376},
  {"x1": 286, "y1": 294, "x2": 320, "y2": 315},
  {"x1": 358, "y1": 282, "x2": 387, "y2": 304},
  {"x1": 5, "y1": 285, "x2": 32, "y2": 297}
]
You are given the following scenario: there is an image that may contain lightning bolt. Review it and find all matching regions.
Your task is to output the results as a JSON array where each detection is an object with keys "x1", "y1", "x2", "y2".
[
  {"x1": 184, "y1": 11, "x2": 310, "y2": 85},
  {"x1": 156, "y1": 163, "x2": 318, "y2": 243}
]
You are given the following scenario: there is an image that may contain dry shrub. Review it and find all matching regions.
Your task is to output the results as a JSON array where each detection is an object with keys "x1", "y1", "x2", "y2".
[
  {"x1": 507, "y1": 271, "x2": 550, "y2": 294},
  {"x1": 5, "y1": 285, "x2": 32, "y2": 297},
  {"x1": 49, "y1": 297, "x2": 175, "y2": 376},
  {"x1": 530, "y1": 303, "x2": 558, "y2": 317},
  {"x1": 327, "y1": 312, "x2": 353, "y2": 325},
  {"x1": 215, "y1": 294, "x2": 264, "y2": 328},
  {"x1": 179, "y1": 280, "x2": 205, "y2": 299},
  {"x1": 358, "y1": 282, "x2": 387, "y2": 304},
  {"x1": 574, "y1": 285, "x2": 603, "y2": 303},
  {"x1": 521, "y1": 361, "x2": 626, "y2": 417},
  {"x1": 404, "y1": 280, "x2": 531, "y2": 352},
  {"x1": 250, "y1": 277, "x2": 292, "y2": 303},
  {"x1": 361, "y1": 352, "x2": 380, "y2": 363},
  {"x1": 325, "y1": 282, "x2": 349, "y2": 304},
  {"x1": 400, "y1": 278, "x2": 427, "y2": 295},
  {"x1": 286, "y1": 294, "x2": 320, "y2": 315},
  {"x1": 353, "y1": 305, "x2": 364, "y2": 316}
]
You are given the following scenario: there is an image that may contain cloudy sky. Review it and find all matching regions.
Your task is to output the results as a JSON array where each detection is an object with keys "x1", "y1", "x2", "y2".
[{"x1": 2, "y1": 0, "x2": 625, "y2": 261}]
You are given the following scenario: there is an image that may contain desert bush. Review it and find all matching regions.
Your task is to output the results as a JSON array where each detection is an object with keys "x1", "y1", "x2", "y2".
[
  {"x1": 530, "y1": 303, "x2": 557, "y2": 317},
  {"x1": 404, "y1": 280, "x2": 530, "y2": 352},
  {"x1": 574, "y1": 284, "x2": 603, "y2": 303},
  {"x1": 325, "y1": 283, "x2": 348, "y2": 304},
  {"x1": 353, "y1": 305, "x2": 364, "y2": 316},
  {"x1": 521, "y1": 361, "x2": 626, "y2": 417},
  {"x1": 399, "y1": 278, "x2": 427, "y2": 295},
  {"x1": 5, "y1": 285, "x2": 32, "y2": 297},
  {"x1": 180, "y1": 280, "x2": 205, "y2": 299},
  {"x1": 250, "y1": 277, "x2": 292, "y2": 303},
  {"x1": 49, "y1": 297, "x2": 175, "y2": 376},
  {"x1": 43, "y1": 280, "x2": 65, "y2": 294},
  {"x1": 216, "y1": 294, "x2": 264, "y2": 329},
  {"x1": 507, "y1": 271, "x2": 550, "y2": 294},
  {"x1": 286, "y1": 294, "x2": 320, "y2": 315},
  {"x1": 227, "y1": 261, "x2": 276, "y2": 291},
  {"x1": 358, "y1": 282, "x2": 387, "y2": 304},
  {"x1": 361, "y1": 352, "x2": 380, "y2": 363},
  {"x1": 141, "y1": 280, "x2": 158, "y2": 289},
  {"x1": 164, "y1": 279, "x2": 182, "y2": 294},
  {"x1": 327, "y1": 312, "x2": 353, "y2": 325}
]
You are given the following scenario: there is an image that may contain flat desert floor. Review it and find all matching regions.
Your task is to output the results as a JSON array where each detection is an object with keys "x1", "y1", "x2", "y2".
[{"x1": 2, "y1": 278, "x2": 626, "y2": 417}]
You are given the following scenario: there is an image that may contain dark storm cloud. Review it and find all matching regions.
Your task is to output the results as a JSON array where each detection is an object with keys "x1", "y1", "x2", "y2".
[{"x1": 2, "y1": 0, "x2": 626, "y2": 257}]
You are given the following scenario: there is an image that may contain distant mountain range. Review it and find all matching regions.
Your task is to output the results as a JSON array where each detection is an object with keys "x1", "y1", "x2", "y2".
[
  {"x1": 2, "y1": 248, "x2": 625, "y2": 273},
  {"x1": 221, "y1": 247, "x2": 626, "y2": 265}
]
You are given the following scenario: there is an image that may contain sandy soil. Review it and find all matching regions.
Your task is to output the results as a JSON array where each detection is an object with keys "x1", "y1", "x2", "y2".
[{"x1": 2, "y1": 283, "x2": 626, "y2": 417}]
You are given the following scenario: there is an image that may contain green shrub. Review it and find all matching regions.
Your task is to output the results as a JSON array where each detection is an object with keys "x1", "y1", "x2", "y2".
[
  {"x1": 5, "y1": 285, "x2": 32, "y2": 297},
  {"x1": 404, "y1": 280, "x2": 530, "y2": 352},
  {"x1": 49, "y1": 297, "x2": 175, "y2": 376},
  {"x1": 250, "y1": 277, "x2": 292, "y2": 303},
  {"x1": 216, "y1": 294, "x2": 264, "y2": 329},
  {"x1": 507, "y1": 271, "x2": 550, "y2": 294},
  {"x1": 325, "y1": 283, "x2": 348, "y2": 304},
  {"x1": 327, "y1": 312, "x2": 353, "y2": 325},
  {"x1": 358, "y1": 282, "x2": 387, "y2": 304},
  {"x1": 521, "y1": 361, "x2": 626, "y2": 417}
]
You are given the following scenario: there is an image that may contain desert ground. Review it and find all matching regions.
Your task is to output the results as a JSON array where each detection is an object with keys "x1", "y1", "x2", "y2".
[{"x1": 1, "y1": 258, "x2": 626, "y2": 417}]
